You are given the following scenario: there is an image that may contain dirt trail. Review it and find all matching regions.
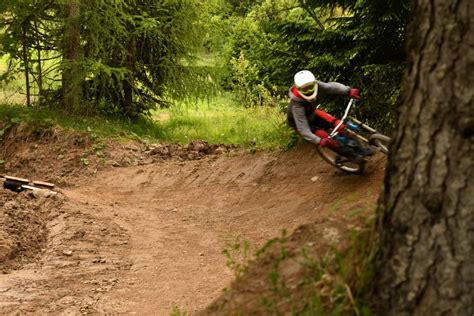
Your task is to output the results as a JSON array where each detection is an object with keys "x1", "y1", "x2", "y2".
[{"x1": 0, "y1": 136, "x2": 386, "y2": 314}]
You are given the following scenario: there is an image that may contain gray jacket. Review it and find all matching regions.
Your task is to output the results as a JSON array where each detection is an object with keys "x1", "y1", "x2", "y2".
[{"x1": 287, "y1": 80, "x2": 350, "y2": 144}]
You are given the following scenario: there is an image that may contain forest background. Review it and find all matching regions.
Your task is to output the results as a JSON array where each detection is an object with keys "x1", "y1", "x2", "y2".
[{"x1": 0, "y1": 0, "x2": 409, "y2": 148}]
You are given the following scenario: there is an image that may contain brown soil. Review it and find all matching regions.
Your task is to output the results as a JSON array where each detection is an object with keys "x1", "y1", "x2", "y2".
[{"x1": 0, "y1": 124, "x2": 386, "y2": 315}]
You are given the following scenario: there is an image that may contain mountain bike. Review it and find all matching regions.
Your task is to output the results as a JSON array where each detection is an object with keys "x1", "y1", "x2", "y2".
[{"x1": 315, "y1": 98, "x2": 391, "y2": 174}]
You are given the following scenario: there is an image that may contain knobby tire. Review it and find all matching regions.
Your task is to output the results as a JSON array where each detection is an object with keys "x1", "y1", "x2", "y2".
[
  {"x1": 316, "y1": 146, "x2": 365, "y2": 175},
  {"x1": 368, "y1": 133, "x2": 391, "y2": 155}
]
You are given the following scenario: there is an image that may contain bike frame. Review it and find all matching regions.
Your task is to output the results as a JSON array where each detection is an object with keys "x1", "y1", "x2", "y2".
[
  {"x1": 327, "y1": 98, "x2": 379, "y2": 145},
  {"x1": 330, "y1": 98, "x2": 355, "y2": 138},
  {"x1": 315, "y1": 97, "x2": 391, "y2": 174}
]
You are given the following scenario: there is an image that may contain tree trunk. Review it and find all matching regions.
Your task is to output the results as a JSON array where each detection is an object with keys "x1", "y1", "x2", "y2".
[
  {"x1": 21, "y1": 24, "x2": 31, "y2": 107},
  {"x1": 122, "y1": 36, "x2": 136, "y2": 116},
  {"x1": 34, "y1": 16, "x2": 43, "y2": 99},
  {"x1": 62, "y1": 1, "x2": 82, "y2": 112},
  {"x1": 373, "y1": 0, "x2": 473, "y2": 315},
  {"x1": 123, "y1": 79, "x2": 133, "y2": 115}
]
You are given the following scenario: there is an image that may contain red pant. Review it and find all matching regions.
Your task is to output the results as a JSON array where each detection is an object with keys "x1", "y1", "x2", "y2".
[
  {"x1": 313, "y1": 109, "x2": 347, "y2": 149},
  {"x1": 314, "y1": 130, "x2": 339, "y2": 149}
]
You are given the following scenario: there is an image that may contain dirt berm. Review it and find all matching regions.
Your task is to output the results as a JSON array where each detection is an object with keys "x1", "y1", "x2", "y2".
[{"x1": 0, "y1": 124, "x2": 386, "y2": 314}]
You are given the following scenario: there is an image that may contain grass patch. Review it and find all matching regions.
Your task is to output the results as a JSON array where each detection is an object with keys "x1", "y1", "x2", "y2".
[
  {"x1": 0, "y1": 103, "x2": 165, "y2": 142},
  {"x1": 1, "y1": 55, "x2": 26, "y2": 104},
  {"x1": 0, "y1": 93, "x2": 294, "y2": 149},
  {"x1": 152, "y1": 93, "x2": 293, "y2": 149},
  {"x1": 0, "y1": 55, "x2": 8, "y2": 72}
]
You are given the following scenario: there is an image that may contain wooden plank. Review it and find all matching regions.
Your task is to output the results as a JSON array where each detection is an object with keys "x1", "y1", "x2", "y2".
[
  {"x1": 32, "y1": 181, "x2": 55, "y2": 188},
  {"x1": 21, "y1": 185, "x2": 38, "y2": 190},
  {"x1": 4, "y1": 175, "x2": 30, "y2": 184},
  {"x1": 21, "y1": 185, "x2": 58, "y2": 197}
]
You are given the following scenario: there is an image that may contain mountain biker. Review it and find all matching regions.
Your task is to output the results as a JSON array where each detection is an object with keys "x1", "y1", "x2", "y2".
[{"x1": 287, "y1": 70, "x2": 369, "y2": 160}]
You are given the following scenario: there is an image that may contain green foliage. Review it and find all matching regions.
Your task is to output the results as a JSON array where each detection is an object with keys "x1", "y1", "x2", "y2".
[
  {"x1": 286, "y1": 219, "x2": 380, "y2": 315},
  {"x1": 79, "y1": 0, "x2": 215, "y2": 116},
  {"x1": 220, "y1": 0, "x2": 409, "y2": 132},
  {"x1": 224, "y1": 0, "x2": 261, "y2": 17},
  {"x1": 170, "y1": 305, "x2": 189, "y2": 316},
  {"x1": 0, "y1": 0, "x2": 219, "y2": 117},
  {"x1": 222, "y1": 237, "x2": 251, "y2": 278},
  {"x1": 1, "y1": 0, "x2": 408, "y2": 129},
  {"x1": 0, "y1": 0, "x2": 63, "y2": 99},
  {"x1": 252, "y1": 226, "x2": 376, "y2": 315},
  {"x1": 229, "y1": 52, "x2": 283, "y2": 108}
]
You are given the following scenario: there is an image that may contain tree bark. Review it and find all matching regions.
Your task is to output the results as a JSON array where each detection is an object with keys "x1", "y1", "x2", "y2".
[
  {"x1": 21, "y1": 24, "x2": 31, "y2": 107},
  {"x1": 62, "y1": 1, "x2": 82, "y2": 112},
  {"x1": 122, "y1": 37, "x2": 136, "y2": 116},
  {"x1": 373, "y1": 0, "x2": 473, "y2": 314},
  {"x1": 34, "y1": 16, "x2": 43, "y2": 99},
  {"x1": 373, "y1": 0, "x2": 474, "y2": 314}
]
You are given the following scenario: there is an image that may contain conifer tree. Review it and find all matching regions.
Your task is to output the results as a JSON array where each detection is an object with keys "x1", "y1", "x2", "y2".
[
  {"x1": 62, "y1": 0, "x2": 81, "y2": 112},
  {"x1": 1, "y1": 0, "x2": 214, "y2": 117},
  {"x1": 81, "y1": 0, "x2": 212, "y2": 116},
  {"x1": 0, "y1": 0, "x2": 55, "y2": 106}
]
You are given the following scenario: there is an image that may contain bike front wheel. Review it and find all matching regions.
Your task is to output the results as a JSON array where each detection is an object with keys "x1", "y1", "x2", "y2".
[
  {"x1": 368, "y1": 133, "x2": 391, "y2": 155},
  {"x1": 316, "y1": 146, "x2": 365, "y2": 174}
]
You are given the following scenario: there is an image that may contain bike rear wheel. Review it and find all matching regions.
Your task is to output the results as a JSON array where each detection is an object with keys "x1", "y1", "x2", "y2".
[
  {"x1": 316, "y1": 146, "x2": 365, "y2": 174},
  {"x1": 368, "y1": 133, "x2": 391, "y2": 155}
]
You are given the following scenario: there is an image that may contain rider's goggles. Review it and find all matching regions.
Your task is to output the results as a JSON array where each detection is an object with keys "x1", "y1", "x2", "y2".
[{"x1": 299, "y1": 83, "x2": 316, "y2": 95}]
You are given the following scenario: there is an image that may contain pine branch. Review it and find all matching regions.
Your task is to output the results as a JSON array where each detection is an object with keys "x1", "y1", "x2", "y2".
[{"x1": 298, "y1": 0, "x2": 325, "y2": 30}]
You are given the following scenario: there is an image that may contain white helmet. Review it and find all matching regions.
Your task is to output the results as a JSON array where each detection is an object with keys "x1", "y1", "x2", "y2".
[{"x1": 294, "y1": 70, "x2": 318, "y2": 101}]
